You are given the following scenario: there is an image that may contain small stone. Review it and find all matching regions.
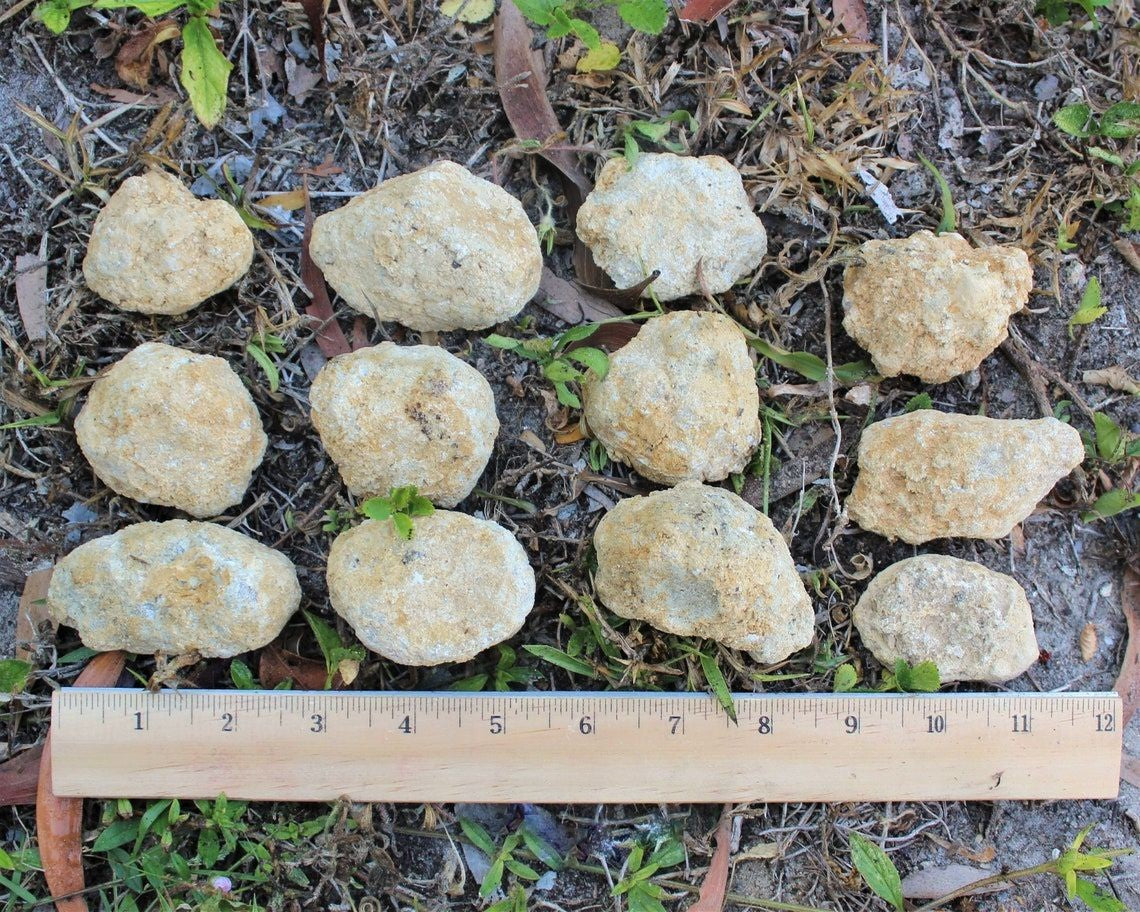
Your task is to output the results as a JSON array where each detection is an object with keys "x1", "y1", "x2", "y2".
[
  {"x1": 75, "y1": 342, "x2": 267, "y2": 517},
  {"x1": 309, "y1": 343, "x2": 498, "y2": 506},
  {"x1": 593, "y1": 482, "x2": 813, "y2": 663},
  {"x1": 47, "y1": 520, "x2": 301, "y2": 657},
  {"x1": 846, "y1": 410, "x2": 1084, "y2": 544},
  {"x1": 853, "y1": 555, "x2": 1039, "y2": 683},
  {"x1": 842, "y1": 230, "x2": 1032, "y2": 383},
  {"x1": 326, "y1": 512, "x2": 536, "y2": 665},
  {"x1": 83, "y1": 171, "x2": 254, "y2": 315},
  {"x1": 576, "y1": 153, "x2": 767, "y2": 301},
  {"x1": 583, "y1": 311, "x2": 761, "y2": 485},
  {"x1": 309, "y1": 161, "x2": 542, "y2": 331}
]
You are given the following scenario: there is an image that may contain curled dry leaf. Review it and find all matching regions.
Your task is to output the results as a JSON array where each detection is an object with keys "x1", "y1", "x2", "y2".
[
  {"x1": 258, "y1": 640, "x2": 342, "y2": 690},
  {"x1": 15, "y1": 253, "x2": 48, "y2": 344},
  {"x1": 115, "y1": 19, "x2": 180, "y2": 90},
  {"x1": 832, "y1": 0, "x2": 871, "y2": 40},
  {"x1": 1083, "y1": 365, "x2": 1140, "y2": 396},
  {"x1": 0, "y1": 743, "x2": 44, "y2": 806},
  {"x1": 1115, "y1": 566, "x2": 1140, "y2": 728},
  {"x1": 1079, "y1": 621, "x2": 1098, "y2": 662},
  {"x1": 688, "y1": 803, "x2": 733, "y2": 912},
  {"x1": 16, "y1": 567, "x2": 54, "y2": 662},
  {"x1": 300, "y1": 179, "x2": 353, "y2": 360},
  {"x1": 38, "y1": 650, "x2": 126, "y2": 912}
]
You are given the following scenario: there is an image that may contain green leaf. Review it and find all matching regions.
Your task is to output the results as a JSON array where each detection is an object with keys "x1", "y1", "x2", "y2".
[
  {"x1": 893, "y1": 659, "x2": 940, "y2": 693},
  {"x1": 0, "y1": 412, "x2": 61, "y2": 431},
  {"x1": 544, "y1": 359, "x2": 581, "y2": 382},
  {"x1": 93, "y1": 0, "x2": 186, "y2": 13},
  {"x1": 246, "y1": 342, "x2": 280, "y2": 392},
  {"x1": 361, "y1": 497, "x2": 393, "y2": 521},
  {"x1": 624, "y1": 131, "x2": 640, "y2": 168},
  {"x1": 439, "y1": 0, "x2": 495, "y2": 22},
  {"x1": 698, "y1": 652, "x2": 737, "y2": 724},
  {"x1": 617, "y1": 0, "x2": 668, "y2": 34},
  {"x1": 1075, "y1": 877, "x2": 1127, "y2": 912},
  {"x1": 647, "y1": 836, "x2": 684, "y2": 869},
  {"x1": 565, "y1": 346, "x2": 609, "y2": 380},
  {"x1": 523, "y1": 644, "x2": 597, "y2": 678},
  {"x1": 834, "y1": 360, "x2": 875, "y2": 384},
  {"x1": 1088, "y1": 146, "x2": 1126, "y2": 168},
  {"x1": 230, "y1": 658, "x2": 255, "y2": 690},
  {"x1": 1069, "y1": 277, "x2": 1106, "y2": 337},
  {"x1": 849, "y1": 832, "x2": 904, "y2": 911},
  {"x1": 0, "y1": 847, "x2": 13, "y2": 870},
  {"x1": 750, "y1": 339, "x2": 826, "y2": 381},
  {"x1": 459, "y1": 817, "x2": 498, "y2": 857},
  {"x1": 1054, "y1": 103, "x2": 1094, "y2": 138},
  {"x1": 485, "y1": 333, "x2": 523, "y2": 351},
  {"x1": 93, "y1": 818, "x2": 141, "y2": 853},
  {"x1": 916, "y1": 152, "x2": 957, "y2": 233},
  {"x1": 0, "y1": 659, "x2": 31, "y2": 693},
  {"x1": 904, "y1": 392, "x2": 933, "y2": 412},
  {"x1": 449, "y1": 673, "x2": 489, "y2": 691},
  {"x1": 480, "y1": 857, "x2": 505, "y2": 897},
  {"x1": 391, "y1": 513, "x2": 414, "y2": 539},
  {"x1": 1101, "y1": 102, "x2": 1140, "y2": 139},
  {"x1": 566, "y1": 15, "x2": 601, "y2": 50},
  {"x1": 512, "y1": 0, "x2": 559, "y2": 25},
  {"x1": 632, "y1": 120, "x2": 673, "y2": 142},
  {"x1": 520, "y1": 824, "x2": 564, "y2": 870},
  {"x1": 406, "y1": 495, "x2": 435, "y2": 518},
  {"x1": 554, "y1": 381, "x2": 582, "y2": 409},
  {"x1": 557, "y1": 323, "x2": 601, "y2": 345},
  {"x1": 1092, "y1": 410, "x2": 1125, "y2": 462},
  {"x1": 1081, "y1": 489, "x2": 1140, "y2": 522},
  {"x1": 303, "y1": 610, "x2": 346, "y2": 681},
  {"x1": 833, "y1": 663, "x2": 858, "y2": 692},
  {"x1": 504, "y1": 857, "x2": 540, "y2": 880},
  {"x1": 179, "y1": 16, "x2": 232, "y2": 129},
  {"x1": 35, "y1": 0, "x2": 88, "y2": 33}
]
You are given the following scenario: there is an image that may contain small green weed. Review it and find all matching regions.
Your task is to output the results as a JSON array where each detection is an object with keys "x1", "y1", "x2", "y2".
[
  {"x1": 916, "y1": 153, "x2": 957, "y2": 234},
  {"x1": 246, "y1": 331, "x2": 286, "y2": 393},
  {"x1": 621, "y1": 110, "x2": 696, "y2": 166},
  {"x1": 458, "y1": 817, "x2": 563, "y2": 900},
  {"x1": 1036, "y1": 0, "x2": 1114, "y2": 27},
  {"x1": 359, "y1": 485, "x2": 435, "y2": 540},
  {"x1": 1053, "y1": 102, "x2": 1140, "y2": 230},
  {"x1": 486, "y1": 324, "x2": 610, "y2": 409},
  {"x1": 34, "y1": 0, "x2": 232, "y2": 128},
  {"x1": 833, "y1": 659, "x2": 940, "y2": 693},
  {"x1": 612, "y1": 835, "x2": 685, "y2": 912},
  {"x1": 513, "y1": 0, "x2": 668, "y2": 72},
  {"x1": 302, "y1": 610, "x2": 365, "y2": 690},
  {"x1": 1069, "y1": 277, "x2": 1107, "y2": 336}
]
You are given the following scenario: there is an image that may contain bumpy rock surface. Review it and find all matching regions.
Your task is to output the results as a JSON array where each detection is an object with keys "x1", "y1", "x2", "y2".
[
  {"x1": 583, "y1": 311, "x2": 761, "y2": 485},
  {"x1": 593, "y1": 482, "x2": 813, "y2": 663},
  {"x1": 846, "y1": 410, "x2": 1084, "y2": 544},
  {"x1": 327, "y1": 512, "x2": 536, "y2": 665},
  {"x1": 843, "y1": 231, "x2": 1032, "y2": 383},
  {"x1": 75, "y1": 342, "x2": 267, "y2": 517},
  {"x1": 309, "y1": 343, "x2": 498, "y2": 506},
  {"x1": 309, "y1": 161, "x2": 542, "y2": 331},
  {"x1": 854, "y1": 555, "x2": 1039, "y2": 683},
  {"x1": 48, "y1": 521, "x2": 301, "y2": 657},
  {"x1": 576, "y1": 153, "x2": 767, "y2": 301},
  {"x1": 83, "y1": 171, "x2": 254, "y2": 315}
]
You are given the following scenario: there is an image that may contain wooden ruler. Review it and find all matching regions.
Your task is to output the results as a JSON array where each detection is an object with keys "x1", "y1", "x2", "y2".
[{"x1": 51, "y1": 689, "x2": 1122, "y2": 802}]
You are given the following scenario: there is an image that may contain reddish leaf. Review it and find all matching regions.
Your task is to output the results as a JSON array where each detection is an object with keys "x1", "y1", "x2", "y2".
[
  {"x1": 494, "y1": 1, "x2": 608, "y2": 290},
  {"x1": 15, "y1": 253, "x2": 48, "y2": 344},
  {"x1": 0, "y1": 743, "x2": 44, "y2": 806},
  {"x1": 300, "y1": 179, "x2": 353, "y2": 359},
  {"x1": 689, "y1": 804, "x2": 733, "y2": 912},
  {"x1": 38, "y1": 651, "x2": 126, "y2": 912},
  {"x1": 832, "y1": 0, "x2": 870, "y2": 39},
  {"x1": 1115, "y1": 565, "x2": 1140, "y2": 728},
  {"x1": 678, "y1": 0, "x2": 741, "y2": 23},
  {"x1": 114, "y1": 19, "x2": 180, "y2": 90},
  {"x1": 16, "y1": 567, "x2": 54, "y2": 662},
  {"x1": 300, "y1": 0, "x2": 327, "y2": 77},
  {"x1": 258, "y1": 641, "x2": 341, "y2": 690}
]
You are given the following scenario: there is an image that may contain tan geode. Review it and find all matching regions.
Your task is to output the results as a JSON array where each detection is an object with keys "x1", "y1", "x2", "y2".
[
  {"x1": 593, "y1": 482, "x2": 814, "y2": 663},
  {"x1": 577, "y1": 153, "x2": 768, "y2": 301},
  {"x1": 846, "y1": 410, "x2": 1084, "y2": 544},
  {"x1": 582, "y1": 311, "x2": 761, "y2": 485},
  {"x1": 327, "y1": 513, "x2": 536, "y2": 666},
  {"x1": 308, "y1": 161, "x2": 542, "y2": 331},
  {"x1": 83, "y1": 171, "x2": 254, "y2": 315},
  {"x1": 309, "y1": 343, "x2": 498, "y2": 506},
  {"x1": 48, "y1": 521, "x2": 301, "y2": 657},
  {"x1": 854, "y1": 555, "x2": 1039, "y2": 683},
  {"x1": 842, "y1": 231, "x2": 1032, "y2": 383},
  {"x1": 75, "y1": 342, "x2": 267, "y2": 517}
]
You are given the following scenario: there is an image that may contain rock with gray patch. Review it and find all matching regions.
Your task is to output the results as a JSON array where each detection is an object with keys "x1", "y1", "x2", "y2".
[
  {"x1": 593, "y1": 482, "x2": 814, "y2": 663},
  {"x1": 326, "y1": 512, "x2": 536, "y2": 666},
  {"x1": 853, "y1": 555, "x2": 1039, "y2": 683},
  {"x1": 47, "y1": 521, "x2": 301, "y2": 657},
  {"x1": 846, "y1": 410, "x2": 1084, "y2": 544},
  {"x1": 309, "y1": 343, "x2": 498, "y2": 506},
  {"x1": 576, "y1": 153, "x2": 767, "y2": 301}
]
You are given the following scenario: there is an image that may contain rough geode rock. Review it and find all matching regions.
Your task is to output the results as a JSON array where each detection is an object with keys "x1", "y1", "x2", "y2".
[
  {"x1": 846, "y1": 410, "x2": 1084, "y2": 544},
  {"x1": 75, "y1": 342, "x2": 267, "y2": 517},
  {"x1": 48, "y1": 520, "x2": 301, "y2": 657},
  {"x1": 309, "y1": 343, "x2": 498, "y2": 506},
  {"x1": 327, "y1": 512, "x2": 536, "y2": 666},
  {"x1": 83, "y1": 171, "x2": 254, "y2": 315},
  {"x1": 842, "y1": 231, "x2": 1032, "y2": 383},
  {"x1": 309, "y1": 161, "x2": 543, "y2": 331},
  {"x1": 577, "y1": 153, "x2": 768, "y2": 301},
  {"x1": 854, "y1": 555, "x2": 1039, "y2": 683},
  {"x1": 582, "y1": 310, "x2": 761, "y2": 485},
  {"x1": 593, "y1": 482, "x2": 814, "y2": 663}
]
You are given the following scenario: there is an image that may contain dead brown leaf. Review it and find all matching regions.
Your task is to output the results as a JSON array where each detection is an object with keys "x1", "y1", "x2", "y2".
[
  {"x1": 536, "y1": 267, "x2": 622, "y2": 324},
  {"x1": 1079, "y1": 622, "x2": 1098, "y2": 662},
  {"x1": 300, "y1": 179, "x2": 353, "y2": 359},
  {"x1": 678, "y1": 0, "x2": 742, "y2": 23},
  {"x1": 16, "y1": 567, "x2": 54, "y2": 662},
  {"x1": 900, "y1": 864, "x2": 1004, "y2": 900},
  {"x1": 15, "y1": 253, "x2": 48, "y2": 344},
  {"x1": 299, "y1": 0, "x2": 327, "y2": 76},
  {"x1": 1115, "y1": 566, "x2": 1140, "y2": 728},
  {"x1": 1113, "y1": 239, "x2": 1140, "y2": 276},
  {"x1": 576, "y1": 270, "x2": 661, "y2": 311},
  {"x1": 0, "y1": 743, "x2": 44, "y2": 806},
  {"x1": 564, "y1": 321, "x2": 642, "y2": 354},
  {"x1": 89, "y1": 83, "x2": 179, "y2": 106},
  {"x1": 38, "y1": 650, "x2": 126, "y2": 912},
  {"x1": 259, "y1": 641, "x2": 340, "y2": 690},
  {"x1": 688, "y1": 804, "x2": 733, "y2": 912},
  {"x1": 833, "y1": 0, "x2": 871, "y2": 39},
  {"x1": 1083, "y1": 365, "x2": 1140, "y2": 396},
  {"x1": 115, "y1": 19, "x2": 179, "y2": 90},
  {"x1": 1122, "y1": 753, "x2": 1140, "y2": 788}
]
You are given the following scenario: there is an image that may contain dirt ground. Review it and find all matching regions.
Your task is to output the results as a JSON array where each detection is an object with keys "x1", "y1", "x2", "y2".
[{"x1": 2, "y1": 0, "x2": 1140, "y2": 909}]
